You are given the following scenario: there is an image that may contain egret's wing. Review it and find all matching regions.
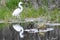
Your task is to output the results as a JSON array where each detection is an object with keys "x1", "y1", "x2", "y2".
[
  {"x1": 13, "y1": 24, "x2": 23, "y2": 32},
  {"x1": 12, "y1": 8, "x2": 21, "y2": 16}
]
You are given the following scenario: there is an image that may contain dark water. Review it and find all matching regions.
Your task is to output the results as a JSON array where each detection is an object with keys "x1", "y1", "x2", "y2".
[{"x1": 0, "y1": 24, "x2": 60, "y2": 40}]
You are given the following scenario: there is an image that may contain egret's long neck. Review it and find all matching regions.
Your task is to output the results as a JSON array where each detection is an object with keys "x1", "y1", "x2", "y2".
[
  {"x1": 19, "y1": 4, "x2": 23, "y2": 12},
  {"x1": 19, "y1": 28, "x2": 24, "y2": 38}
]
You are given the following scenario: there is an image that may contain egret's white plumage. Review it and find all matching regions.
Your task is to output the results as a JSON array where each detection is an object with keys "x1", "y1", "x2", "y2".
[
  {"x1": 12, "y1": 2, "x2": 24, "y2": 38},
  {"x1": 13, "y1": 24, "x2": 24, "y2": 38},
  {"x1": 12, "y1": 2, "x2": 23, "y2": 17}
]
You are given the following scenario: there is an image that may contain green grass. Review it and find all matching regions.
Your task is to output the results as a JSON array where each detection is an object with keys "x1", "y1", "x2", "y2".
[
  {"x1": 0, "y1": 6, "x2": 60, "y2": 21},
  {"x1": 0, "y1": 7, "x2": 12, "y2": 20},
  {"x1": 21, "y1": 6, "x2": 60, "y2": 20}
]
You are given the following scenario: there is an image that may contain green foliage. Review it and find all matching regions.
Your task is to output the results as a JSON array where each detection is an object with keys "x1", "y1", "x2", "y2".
[
  {"x1": 20, "y1": 6, "x2": 49, "y2": 20},
  {"x1": 21, "y1": 6, "x2": 60, "y2": 22},
  {"x1": 6, "y1": 0, "x2": 22, "y2": 10},
  {"x1": 0, "y1": 5, "x2": 60, "y2": 21},
  {"x1": 42, "y1": 0, "x2": 48, "y2": 6},
  {"x1": 0, "y1": 23, "x2": 10, "y2": 28},
  {"x1": 50, "y1": 8, "x2": 60, "y2": 21},
  {"x1": 0, "y1": 7, "x2": 12, "y2": 20}
]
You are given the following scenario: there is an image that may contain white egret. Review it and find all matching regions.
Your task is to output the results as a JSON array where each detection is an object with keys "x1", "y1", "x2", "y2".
[
  {"x1": 12, "y1": 2, "x2": 24, "y2": 38},
  {"x1": 12, "y1": 2, "x2": 23, "y2": 17},
  {"x1": 13, "y1": 24, "x2": 24, "y2": 38}
]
